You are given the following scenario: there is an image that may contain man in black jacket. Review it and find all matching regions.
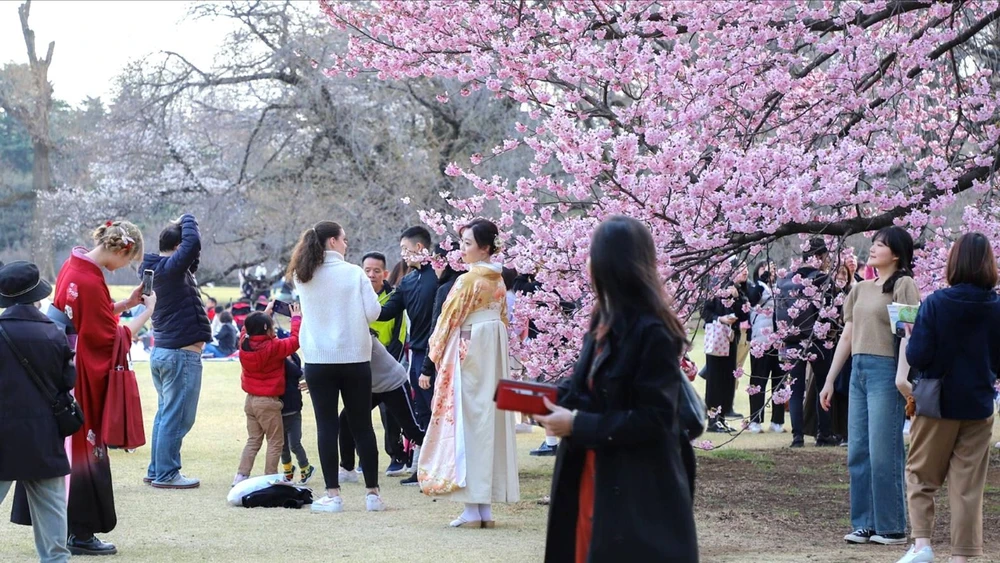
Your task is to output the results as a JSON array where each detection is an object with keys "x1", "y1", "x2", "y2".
[
  {"x1": 378, "y1": 226, "x2": 439, "y2": 434},
  {"x1": 140, "y1": 214, "x2": 212, "y2": 489},
  {"x1": 0, "y1": 261, "x2": 75, "y2": 562},
  {"x1": 776, "y1": 237, "x2": 837, "y2": 448}
]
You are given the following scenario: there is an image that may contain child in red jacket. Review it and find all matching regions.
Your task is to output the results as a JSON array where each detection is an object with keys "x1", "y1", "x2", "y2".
[{"x1": 233, "y1": 302, "x2": 301, "y2": 486}]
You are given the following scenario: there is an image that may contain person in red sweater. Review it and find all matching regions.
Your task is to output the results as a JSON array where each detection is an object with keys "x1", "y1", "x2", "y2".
[{"x1": 233, "y1": 302, "x2": 301, "y2": 486}]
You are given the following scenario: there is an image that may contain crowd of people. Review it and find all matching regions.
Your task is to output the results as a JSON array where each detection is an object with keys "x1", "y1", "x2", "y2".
[{"x1": 1, "y1": 211, "x2": 998, "y2": 563}]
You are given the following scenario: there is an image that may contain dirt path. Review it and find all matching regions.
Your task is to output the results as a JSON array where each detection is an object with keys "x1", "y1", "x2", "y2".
[{"x1": 694, "y1": 448, "x2": 1000, "y2": 562}]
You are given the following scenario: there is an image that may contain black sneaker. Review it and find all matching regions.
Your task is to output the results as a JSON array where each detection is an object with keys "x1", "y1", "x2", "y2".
[
  {"x1": 400, "y1": 472, "x2": 419, "y2": 486},
  {"x1": 68, "y1": 534, "x2": 118, "y2": 556},
  {"x1": 843, "y1": 528, "x2": 875, "y2": 543},
  {"x1": 790, "y1": 436, "x2": 804, "y2": 448},
  {"x1": 870, "y1": 533, "x2": 907, "y2": 545},
  {"x1": 707, "y1": 420, "x2": 732, "y2": 434},
  {"x1": 530, "y1": 442, "x2": 557, "y2": 456}
]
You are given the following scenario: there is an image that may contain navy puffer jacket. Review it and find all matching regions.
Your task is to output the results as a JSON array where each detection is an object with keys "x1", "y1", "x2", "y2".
[{"x1": 140, "y1": 214, "x2": 212, "y2": 349}]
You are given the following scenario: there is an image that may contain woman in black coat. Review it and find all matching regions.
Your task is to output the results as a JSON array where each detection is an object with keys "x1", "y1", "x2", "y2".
[
  {"x1": 702, "y1": 262, "x2": 750, "y2": 433},
  {"x1": 536, "y1": 216, "x2": 698, "y2": 563}
]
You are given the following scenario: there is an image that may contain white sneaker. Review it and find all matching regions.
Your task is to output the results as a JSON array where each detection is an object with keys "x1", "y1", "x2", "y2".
[
  {"x1": 311, "y1": 495, "x2": 344, "y2": 513},
  {"x1": 366, "y1": 493, "x2": 386, "y2": 512},
  {"x1": 770, "y1": 423, "x2": 785, "y2": 434},
  {"x1": 339, "y1": 467, "x2": 359, "y2": 484},
  {"x1": 748, "y1": 422, "x2": 763, "y2": 434},
  {"x1": 895, "y1": 545, "x2": 934, "y2": 563}
]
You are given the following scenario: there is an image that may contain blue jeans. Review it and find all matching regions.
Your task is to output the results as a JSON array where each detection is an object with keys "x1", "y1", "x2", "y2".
[
  {"x1": 202, "y1": 344, "x2": 230, "y2": 358},
  {"x1": 147, "y1": 348, "x2": 203, "y2": 482},
  {"x1": 847, "y1": 354, "x2": 907, "y2": 534}
]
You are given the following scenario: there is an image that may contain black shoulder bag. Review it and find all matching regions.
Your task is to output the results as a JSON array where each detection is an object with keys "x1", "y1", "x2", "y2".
[{"x1": 0, "y1": 324, "x2": 84, "y2": 436}]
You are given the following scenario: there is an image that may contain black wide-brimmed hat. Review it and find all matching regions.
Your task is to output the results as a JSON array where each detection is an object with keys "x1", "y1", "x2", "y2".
[{"x1": 0, "y1": 261, "x2": 53, "y2": 308}]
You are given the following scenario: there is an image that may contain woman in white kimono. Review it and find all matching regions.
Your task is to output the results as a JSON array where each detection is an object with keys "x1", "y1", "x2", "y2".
[{"x1": 418, "y1": 218, "x2": 519, "y2": 528}]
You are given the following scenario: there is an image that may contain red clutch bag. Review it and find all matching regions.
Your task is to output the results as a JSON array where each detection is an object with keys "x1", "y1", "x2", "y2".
[{"x1": 494, "y1": 379, "x2": 558, "y2": 416}]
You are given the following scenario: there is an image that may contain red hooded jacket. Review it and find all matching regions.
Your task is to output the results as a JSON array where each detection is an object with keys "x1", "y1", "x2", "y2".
[{"x1": 240, "y1": 316, "x2": 300, "y2": 397}]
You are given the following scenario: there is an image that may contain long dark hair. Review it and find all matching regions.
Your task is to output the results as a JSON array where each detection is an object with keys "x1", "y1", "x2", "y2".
[
  {"x1": 872, "y1": 226, "x2": 914, "y2": 294},
  {"x1": 241, "y1": 312, "x2": 274, "y2": 352},
  {"x1": 589, "y1": 216, "x2": 686, "y2": 344},
  {"x1": 287, "y1": 221, "x2": 343, "y2": 284}
]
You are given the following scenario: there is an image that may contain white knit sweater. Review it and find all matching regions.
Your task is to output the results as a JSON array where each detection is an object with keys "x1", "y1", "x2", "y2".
[{"x1": 296, "y1": 251, "x2": 381, "y2": 364}]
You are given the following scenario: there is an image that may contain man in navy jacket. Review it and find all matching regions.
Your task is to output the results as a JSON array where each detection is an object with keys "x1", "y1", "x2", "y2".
[
  {"x1": 140, "y1": 214, "x2": 212, "y2": 489},
  {"x1": 378, "y1": 226, "x2": 438, "y2": 432}
]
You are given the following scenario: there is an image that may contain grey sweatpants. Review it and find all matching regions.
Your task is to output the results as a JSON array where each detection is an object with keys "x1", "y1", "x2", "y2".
[{"x1": 0, "y1": 477, "x2": 71, "y2": 562}]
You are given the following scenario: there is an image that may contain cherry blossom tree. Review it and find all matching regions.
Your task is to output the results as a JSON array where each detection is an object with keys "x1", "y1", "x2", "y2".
[{"x1": 323, "y1": 0, "x2": 1000, "y2": 383}]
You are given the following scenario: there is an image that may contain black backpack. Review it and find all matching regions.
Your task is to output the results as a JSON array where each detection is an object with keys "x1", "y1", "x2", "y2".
[
  {"x1": 241, "y1": 484, "x2": 313, "y2": 509},
  {"x1": 775, "y1": 269, "x2": 829, "y2": 343}
]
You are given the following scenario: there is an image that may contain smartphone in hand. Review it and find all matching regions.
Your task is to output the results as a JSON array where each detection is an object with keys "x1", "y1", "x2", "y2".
[
  {"x1": 142, "y1": 270, "x2": 155, "y2": 296},
  {"x1": 272, "y1": 299, "x2": 292, "y2": 317}
]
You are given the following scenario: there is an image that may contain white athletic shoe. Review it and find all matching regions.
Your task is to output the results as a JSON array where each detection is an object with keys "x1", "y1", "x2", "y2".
[
  {"x1": 339, "y1": 467, "x2": 359, "y2": 484},
  {"x1": 895, "y1": 545, "x2": 934, "y2": 563},
  {"x1": 770, "y1": 423, "x2": 785, "y2": 434},
  {"x1": 366, "y1": 493, "x2": 386, "y2": 512},
  {"x1": 311, "y1": 495, "x2": 344, "y2": 513},
  {"x1": 748, "y1": 422, "x2": 763, "y2": 434}
]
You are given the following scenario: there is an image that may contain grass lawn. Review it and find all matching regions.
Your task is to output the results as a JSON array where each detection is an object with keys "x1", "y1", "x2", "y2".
[{"x1": 0, "y1": 361, "x2": 554, "y2": 562}]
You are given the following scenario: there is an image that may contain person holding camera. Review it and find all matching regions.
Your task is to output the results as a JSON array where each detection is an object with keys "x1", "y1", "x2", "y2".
[
  {"x1": 12, "y1": 221, "x2": 155, "y2": 556},
  {"x1": 141, "y1": 214, "x2": 212, "y2": 490},
  {"x1": 0, "y1": 261, "x2": 76, "y2": 562}
]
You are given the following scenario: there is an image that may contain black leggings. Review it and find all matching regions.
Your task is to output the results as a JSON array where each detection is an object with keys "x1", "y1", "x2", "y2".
[
  {"x1": 304, "y1": 362, "x2": 379, "y2": 489},
  {"x1": 339, "y1": 385, "x2": 425, "y2": 471}
]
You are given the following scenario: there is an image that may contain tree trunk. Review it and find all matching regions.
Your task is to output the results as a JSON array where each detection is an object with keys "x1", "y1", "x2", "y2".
[{"x1": 30, "y1": 139, "x2": 54, "y2": 279}]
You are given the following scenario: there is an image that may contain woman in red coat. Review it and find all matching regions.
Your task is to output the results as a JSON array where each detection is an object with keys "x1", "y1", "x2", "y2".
[{"x1": 51, "y1": 221, "x2": 155, "y2": 555}]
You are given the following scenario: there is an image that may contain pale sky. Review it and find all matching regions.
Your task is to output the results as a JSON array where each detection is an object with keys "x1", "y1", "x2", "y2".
[{"x1": 0, "y1": 1, "x2": 235, "y2": 107}]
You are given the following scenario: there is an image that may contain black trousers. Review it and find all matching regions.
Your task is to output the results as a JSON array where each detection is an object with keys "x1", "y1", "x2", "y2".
[
  {"x1": 749, "y1": 351, "x2": 785, "y2": 425},
  {"x1": 304, "y1": 362, "x2": 379, "y2": 489},
  {"x1": 408, "y1": 349, "x2": 433, "y2": 430},
  {"x1": 339, "y1": 385, "x2": 425, "y2": 471},
  {"x1": 703, "y1": 338, "x2": 739, "y2": 423},
  {"x1": 378, "y1": 403, "x2": 406, "y2": 464},
  {"x1": 788, "y1": 347, "x2": 832, "y2": 439}
]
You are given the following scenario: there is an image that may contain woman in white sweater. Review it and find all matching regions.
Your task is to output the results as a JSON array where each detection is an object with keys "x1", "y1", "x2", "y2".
[{"x1": 288, "y1": 221, "x2": 384, "y2": 513}]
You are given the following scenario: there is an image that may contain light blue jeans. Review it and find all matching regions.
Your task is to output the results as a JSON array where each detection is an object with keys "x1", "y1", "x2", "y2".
[
  {"x1": 848, "y1": 354, "x2": 907, "y2": 534},
  {"x1": 147, "y1": 347, "x2": 203, "y2": 482},
  {"x1": 0, "y1": 478, "x2": 71, "y2": 562}
]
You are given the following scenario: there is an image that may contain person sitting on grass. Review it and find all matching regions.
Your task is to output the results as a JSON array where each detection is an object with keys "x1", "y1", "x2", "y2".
[
  {"x1": 204, "y1": 311, "x2": 238, "y2": 358},
  {"x1": 233, "y1": 302, "x2": 301, "y2": 486}
]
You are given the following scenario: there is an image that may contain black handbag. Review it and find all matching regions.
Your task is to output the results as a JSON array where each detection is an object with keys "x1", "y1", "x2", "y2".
[
  {"x1": 911, "y1": 376, "x2": 943, "y2": 419},
  {"x1": 679, "y1": 376, "x2": 708, "y2": 440},
  {"x1": 0, "y1": 324, "x2": 84, "y2": 437}
]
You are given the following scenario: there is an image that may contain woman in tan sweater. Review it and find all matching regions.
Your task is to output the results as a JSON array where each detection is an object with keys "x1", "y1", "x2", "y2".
[{"x1": 820, "y1": 226, "x2": 920, "y2": 546}]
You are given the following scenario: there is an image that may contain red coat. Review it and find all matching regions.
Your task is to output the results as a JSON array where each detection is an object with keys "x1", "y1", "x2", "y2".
[{"x1": 240, "y1": 316, "x2": 300, "y2": 397}]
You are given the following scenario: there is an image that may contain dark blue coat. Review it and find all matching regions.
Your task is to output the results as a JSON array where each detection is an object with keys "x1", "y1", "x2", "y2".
[
  {"x1": 140, "y1": 214, "x2": 212, "y2": 349},
  {"x1": 377, "y1": 264, "x2": 438, "y2": 352},
  {"x1": 281, "y1": 353, "x2": 303, "y2": 415},
  {"x1": 906, "y1": 284, "x2": 1000, "y2": 420},
  {"x1": 0, "y1": 305, "x2": 76, "y2": 481}
]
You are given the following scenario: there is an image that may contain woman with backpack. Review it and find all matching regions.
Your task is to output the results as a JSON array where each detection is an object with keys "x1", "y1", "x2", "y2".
[{"x1": 820, "y1": 226, "x2": 921, "y2": 546}]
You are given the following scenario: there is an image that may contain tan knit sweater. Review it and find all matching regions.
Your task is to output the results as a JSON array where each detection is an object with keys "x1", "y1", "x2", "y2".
[{"x1": 844, "y1": 277, "x2": 920, "y2": 357}]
